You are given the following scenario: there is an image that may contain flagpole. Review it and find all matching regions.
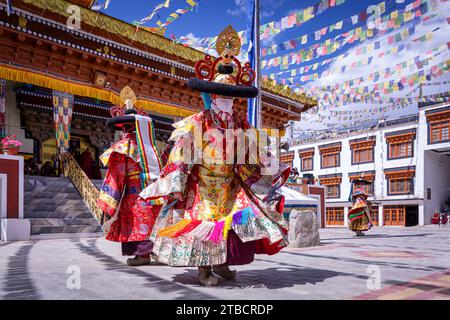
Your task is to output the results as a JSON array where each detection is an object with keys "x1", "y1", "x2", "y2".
[{"x1": 255, "y1": 0, "x2": 262, "y2": 129}]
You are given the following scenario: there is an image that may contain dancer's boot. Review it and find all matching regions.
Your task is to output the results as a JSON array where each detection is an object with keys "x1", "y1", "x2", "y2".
[
  {"x1": 213, "y1": 264, "x2": 236, "y2": 280},
  {"x1": 198, "y1": 266, "x2": 219, "y2": 286}
]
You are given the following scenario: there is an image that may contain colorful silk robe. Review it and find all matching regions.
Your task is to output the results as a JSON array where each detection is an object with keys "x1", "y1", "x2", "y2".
[
  {"x1": 348, "y1": 195, "x2": 372, "y2": 232},
  {"x1": 139, "y1": 110, "x2": 290, "y2": 266},
  {"x1": 97, "y1": 133, "x2": 161, "y2": 242}
]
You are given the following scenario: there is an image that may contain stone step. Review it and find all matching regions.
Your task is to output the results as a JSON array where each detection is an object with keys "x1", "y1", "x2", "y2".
[
  {"x1": 25, "y1": 210, "x2": 94, "y2": 219},
  {"x1": 28, "y1": 186, "x2": 79, "y2": 193},
  {"x1": 25, "y1": 192, "x2": 81, "y2": 200},
  {"x1": 29, "y1": 218, "x2": 100, "y2": 227},
  {"x1": 24, "y1": 175, "x2": 103, "y2": 236},
  {"x1": 30, "y1": 232, "x2": 104, "y2": 240},
  {"x1": 31, "y1": 225, "x2": 102, "y2": 235},
  {"x1": 25, "y1": 198, "x2": 87, "y2": 206},
  {"x1": 25, "y1": 203, "x2": 92, "y2": 213}
]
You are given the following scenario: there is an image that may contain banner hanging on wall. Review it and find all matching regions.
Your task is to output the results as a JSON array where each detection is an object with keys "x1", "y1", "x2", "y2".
[{"x1": 52, "y1": 90, "x2": 74, "y2": 154}]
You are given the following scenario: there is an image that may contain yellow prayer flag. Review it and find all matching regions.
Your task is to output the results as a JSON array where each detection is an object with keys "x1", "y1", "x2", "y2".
[
  {"x1": 304, "y1": 7, "x2": 314, "y2": 21},
  {"x1": 391, "y1": 10, "x2": 398, "y2": 19},
  {"x1": 404, "y1": 11, "x2": 413, "y2": 22},
  {"x1": 186, "y1": 0, "x2": 197, "y2": 7}
]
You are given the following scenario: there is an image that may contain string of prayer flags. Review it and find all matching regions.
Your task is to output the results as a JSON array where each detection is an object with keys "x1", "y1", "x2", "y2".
[
  {"x1": 157, "y1": 0, "x2": 203, "y2": 28},
  {"x1": 135, "y1": 0, "x2": 171, "y2": 26},
  {"x1": 276, "y1": 42, "x2": 447, "y2": 84},
  {"x1": 178, "y1": 0, "x2": 347, "y2": 47},
  {"x1": 262, "y1": 5, "x2": 446, "y2": 71},
  {"x1": 261, "y1": 0, "x2": 425, "y2": 57}
]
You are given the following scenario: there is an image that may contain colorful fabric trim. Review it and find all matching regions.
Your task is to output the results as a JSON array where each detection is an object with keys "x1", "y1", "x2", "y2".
[
  {"x1": 157, "y1": 205, "x2": 284, "y2": 245},
  {"x1": 349, "y1": 210, "x2": 366, "y2": 222},
  {"x1": 100, "y1": 136, "x2": 140, "y2": 167},
  {"x1": 135, "y1": 115, "x2": 162, "y2": 188}
]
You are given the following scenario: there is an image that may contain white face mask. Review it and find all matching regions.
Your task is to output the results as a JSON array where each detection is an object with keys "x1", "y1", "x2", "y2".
[{"x1": 213, "y1": 98, "x2": 234, "y2": 114}]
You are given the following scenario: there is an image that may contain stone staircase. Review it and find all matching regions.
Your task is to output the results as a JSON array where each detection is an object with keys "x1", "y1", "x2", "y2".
[{"x1": 24, "y1": 176, "x2": 103, "y2": 238}]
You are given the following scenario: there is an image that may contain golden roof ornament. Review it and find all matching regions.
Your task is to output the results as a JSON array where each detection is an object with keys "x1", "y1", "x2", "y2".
[
  {"x1": 216, "y1": 26, "x2": 241, "y2": 63},
  {"x1": 119, "y1": 86, "x2": 137, "y2": 105}
]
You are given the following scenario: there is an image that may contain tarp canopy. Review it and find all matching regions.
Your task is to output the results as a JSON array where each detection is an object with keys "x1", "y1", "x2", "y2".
[{"x1": 280, "y1": 186, "x2": 318, "y2": 206}]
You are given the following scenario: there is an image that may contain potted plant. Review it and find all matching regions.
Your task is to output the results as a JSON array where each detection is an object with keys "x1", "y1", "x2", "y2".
[{"x1": 1, "y1": 134, "x2": 22, "y2": 155}]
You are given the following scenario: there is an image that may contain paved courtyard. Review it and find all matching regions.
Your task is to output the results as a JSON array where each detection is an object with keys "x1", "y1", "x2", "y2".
[{"x1": 0, "y1": 226, "x2": 449, "y2": 300}]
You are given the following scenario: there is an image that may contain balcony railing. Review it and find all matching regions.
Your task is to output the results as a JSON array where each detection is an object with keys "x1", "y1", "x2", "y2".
[{"x1": 61, "y1": 152, "x2": 102, "y2": 225}]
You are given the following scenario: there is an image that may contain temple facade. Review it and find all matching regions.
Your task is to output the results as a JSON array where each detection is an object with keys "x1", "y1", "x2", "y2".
[
  {"x1": 0, "y1": 0, "x2": 317, "y2": 240},
  {"x1": 0, "y1": 0, "x2": 316, "y2": 163}
]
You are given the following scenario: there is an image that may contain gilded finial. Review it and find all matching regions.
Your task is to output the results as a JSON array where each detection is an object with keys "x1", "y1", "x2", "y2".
[{"x1": 119, "y1": 86, "x2": 137, "y2": 105}]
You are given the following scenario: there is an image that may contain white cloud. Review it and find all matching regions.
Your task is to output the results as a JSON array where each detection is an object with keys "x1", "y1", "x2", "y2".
[{"x1": 227, "y1": 0, "x2": 246, "y2": 17}]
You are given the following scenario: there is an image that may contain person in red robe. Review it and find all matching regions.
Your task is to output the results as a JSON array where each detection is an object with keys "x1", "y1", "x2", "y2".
[{"x1": 97, "y1": 91, "x2": 163, "y2": 266}]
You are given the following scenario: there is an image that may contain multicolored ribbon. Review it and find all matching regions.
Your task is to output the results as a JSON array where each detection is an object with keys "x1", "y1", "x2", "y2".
[{"x1": 135, "y1": 115, "x2": 162, "y2": 189}]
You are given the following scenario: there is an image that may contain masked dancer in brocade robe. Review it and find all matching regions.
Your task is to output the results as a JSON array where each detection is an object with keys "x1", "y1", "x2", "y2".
[
  {"x1": 97, "y1": 87, "x2": 164, "y2": 266},
  {"x1": 348, "y1": 177, "x2": 373, "y2": 236},
  {"x1": 138, "y1": 26, "x2": 291, "y2": 286}
]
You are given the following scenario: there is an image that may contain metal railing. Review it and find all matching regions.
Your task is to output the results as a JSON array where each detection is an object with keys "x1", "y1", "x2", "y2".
[{"x1": 61, "y1": 152, "x2": 102, "y2": 225}]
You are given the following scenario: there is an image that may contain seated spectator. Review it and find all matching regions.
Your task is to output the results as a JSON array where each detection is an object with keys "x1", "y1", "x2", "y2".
[
  {"x1": 40, "y1": 161, "x2": 56, "y2": 177},
  {"x1": 25, "y1": 157, "x2": 40, "y2": 175}
]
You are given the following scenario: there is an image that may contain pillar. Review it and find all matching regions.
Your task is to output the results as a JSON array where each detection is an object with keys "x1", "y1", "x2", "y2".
[
  {"x1": 418, "y1": 204, "x2": 425, "y2": 226},
  {"x1": 378, "y1": 204, "x2": 384, "y2": 226}
]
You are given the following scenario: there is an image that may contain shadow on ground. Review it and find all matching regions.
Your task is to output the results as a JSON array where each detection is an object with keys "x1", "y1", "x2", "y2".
[
  {"x1": 2, "y1": 242, "x2": 41, "y2": 300},
  {"x1": 172, "y1": 266, "x2": 358, "y2": 289},
  {"x1": 72, "y1": 238, "x2": 217, "y2": 299}
]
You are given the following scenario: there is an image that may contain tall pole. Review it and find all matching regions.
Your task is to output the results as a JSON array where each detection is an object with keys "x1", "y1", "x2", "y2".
[{"x1": 255, "y1": 0, "x2": 262, "y2": 128}]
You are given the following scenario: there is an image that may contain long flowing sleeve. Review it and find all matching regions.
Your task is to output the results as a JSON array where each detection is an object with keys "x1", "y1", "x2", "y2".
[
  {"x1": 97, "y1": 152, "x2": 126, "y2": 217},
  {"x1": 139, "y1": 114, "x2": 201, "y2": 200}
]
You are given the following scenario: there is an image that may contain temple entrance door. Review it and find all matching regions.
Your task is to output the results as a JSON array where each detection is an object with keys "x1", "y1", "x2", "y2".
[
  {"x1": 69, "y1": 135, "x2": 98, "y2": 160},
  {"x1": 41, "y1": 138, "x2": 58, "y2": 167},
  {"x1": 70, "y1": 134, "x2": 100, "y2": 179}
]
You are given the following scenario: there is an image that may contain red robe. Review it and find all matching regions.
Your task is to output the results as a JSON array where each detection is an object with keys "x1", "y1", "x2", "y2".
[{"x1": 97, "y1": 133, "x2": 161, "y2": 242}]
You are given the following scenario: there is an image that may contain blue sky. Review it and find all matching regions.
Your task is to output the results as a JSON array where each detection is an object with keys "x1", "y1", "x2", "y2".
[{"x1": 102, "y1": 0, "x2": 449, "y2": 133}]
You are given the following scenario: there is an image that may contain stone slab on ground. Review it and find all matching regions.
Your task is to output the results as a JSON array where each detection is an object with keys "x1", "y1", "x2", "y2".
[{"x1": 287, "y1": 209, "x2": 320, "y2": 248}]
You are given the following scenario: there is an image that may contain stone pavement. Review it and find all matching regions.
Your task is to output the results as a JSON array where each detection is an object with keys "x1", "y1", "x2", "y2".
[{"x1": 0, "y1": 226, "x2": 449, "y2": 300}]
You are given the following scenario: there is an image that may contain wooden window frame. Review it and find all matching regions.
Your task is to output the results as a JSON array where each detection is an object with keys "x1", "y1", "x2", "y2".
[
  {"x1": 349, "y1": 174, "x2": 375, "y2": 197},
  {"x1": 325, "y1": 184, "x2": 340, "y2": 199},
  {"x1": 320, "y1": 176, "x2": 341, "y2": 199},
  {"x1": 385, "y1": 170, "x2": 415, "y2": 195},
  {"x1": 321, "y1": 152, "x2": 340, "y2": 169},
  {"x1": 301, "y1": 156, "x2": 313, "y2": 171},
  {"x1": 388, "y1": 177, "x2": 414, "y2": 195},
  {"x1": 426, "y1": 110, "x2": 450, "y2": 144},
  {"x1": 350, "y1": 140, "x2": 375, "y2": 164},
  {"x1": 319, "y1": 145, "x2": 341, "y2": 169},
  {"x1": 429, "y1": 120, "x2": 450, "y2": 144},
  {"x1": 299, "y1": 150, "x2": 314, "y2": 172},
  {"x1": 386, "y1": 132, "x2": 415, "y2": 160}
]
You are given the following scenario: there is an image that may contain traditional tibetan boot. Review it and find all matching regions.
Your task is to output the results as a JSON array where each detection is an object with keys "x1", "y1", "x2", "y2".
[
  {"x1": 127, "y1": 255, "x2": 151, "y2": 266},
  {"x1": 198, "y1": 266, "x2": 219, "y2": 286},
  {"x1": 213, "y1": 264, "x2": 236, "y2": 280}
]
